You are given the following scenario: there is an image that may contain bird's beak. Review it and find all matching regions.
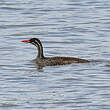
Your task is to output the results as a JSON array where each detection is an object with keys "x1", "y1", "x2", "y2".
[{"x1": 22, "y1": 40, "x2": 31, "y2": 43}]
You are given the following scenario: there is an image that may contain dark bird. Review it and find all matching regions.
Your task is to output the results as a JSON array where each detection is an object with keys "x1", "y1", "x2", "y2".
[{"x1": 22, "y1": 38, "x2": 90, "y2": 66}]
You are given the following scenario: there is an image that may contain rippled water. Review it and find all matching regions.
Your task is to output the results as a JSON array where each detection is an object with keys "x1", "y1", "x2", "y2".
[{"x1": 1, "y1": 0, "x2": 110, "y2": 110}]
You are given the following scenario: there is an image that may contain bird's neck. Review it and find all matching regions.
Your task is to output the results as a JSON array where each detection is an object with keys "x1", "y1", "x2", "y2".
[{"x1": 36, "y1": 44, "x2": 44, "y2": 59}]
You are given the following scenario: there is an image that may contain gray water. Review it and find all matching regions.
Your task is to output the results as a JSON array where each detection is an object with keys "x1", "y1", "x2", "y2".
[{"x1": 0, "y1": 0, "x2": 110, "y2": 110}]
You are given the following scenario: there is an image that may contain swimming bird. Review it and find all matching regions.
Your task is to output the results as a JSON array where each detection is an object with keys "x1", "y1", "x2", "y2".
[{"x1": 22, "y1": 38, "x2": 90, "y2": 66}]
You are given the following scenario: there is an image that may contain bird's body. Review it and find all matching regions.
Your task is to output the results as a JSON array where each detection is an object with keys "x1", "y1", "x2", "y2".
[
  {"x1": 22, "y1": 38, "x2": 90, "y2": 67},
  {"x1": 35, "y1": 57, "x2": 89, "y2": 66}
]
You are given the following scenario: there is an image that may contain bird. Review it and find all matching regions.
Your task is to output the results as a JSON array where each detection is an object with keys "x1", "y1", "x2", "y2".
[{"x1": 22, "y1": 38, "x2": 90, "y2": 66}]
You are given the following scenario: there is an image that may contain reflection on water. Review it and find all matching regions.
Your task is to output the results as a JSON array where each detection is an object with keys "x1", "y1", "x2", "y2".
[{"x1": 0, "y1": 0, "x2": 110, "y2": 110}]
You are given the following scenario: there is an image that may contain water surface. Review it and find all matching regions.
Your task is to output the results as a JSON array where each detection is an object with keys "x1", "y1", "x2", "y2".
[{"x1": 0, "y1": 0, "x2": 110, "y2": 110}]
